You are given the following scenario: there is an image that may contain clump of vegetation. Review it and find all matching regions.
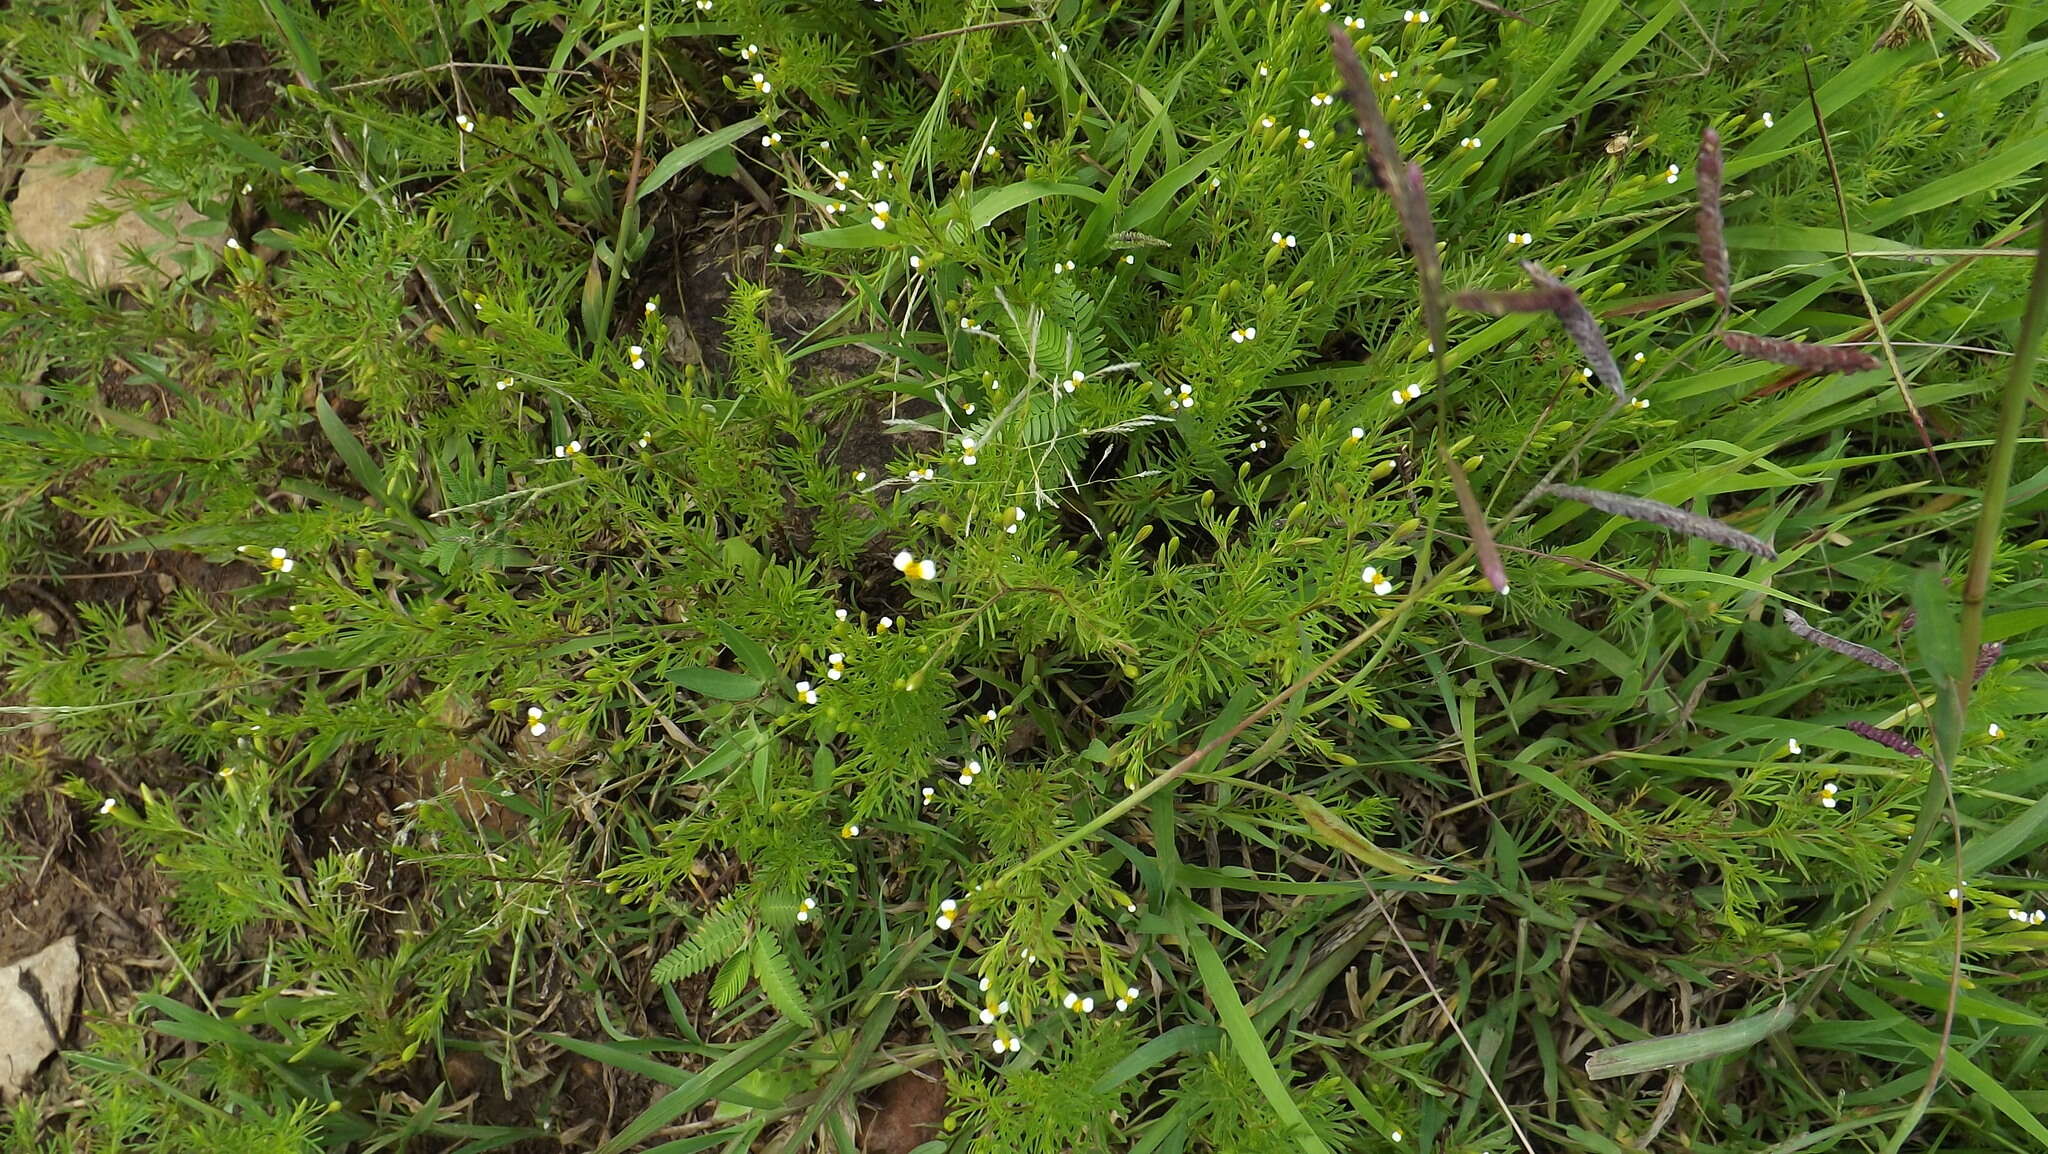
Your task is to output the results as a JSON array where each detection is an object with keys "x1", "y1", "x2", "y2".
[{"x1": 2, "y1": 0, "x2": 2046, "y2": 1150}]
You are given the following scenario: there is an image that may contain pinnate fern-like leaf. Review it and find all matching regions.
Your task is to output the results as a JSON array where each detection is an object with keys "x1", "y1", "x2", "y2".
[
  {"x1": 750, "y1": 930, "x2": 814, "y2": 1028},
  {"x1": 651, "y1": 899, "x2": 749, "y2": 985}
]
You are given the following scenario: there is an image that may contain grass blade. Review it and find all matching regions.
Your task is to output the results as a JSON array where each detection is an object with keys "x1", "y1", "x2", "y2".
[
  {"x1": 1185, "y1": 925, "x2": 1335, "y2": 1154},
  {"x1": 1536, "y1": 483, "x2": 1778, "y2": 560},
  {"x1": 1585, "y1": 1002, "x2": 1797, "y2": 1079}
]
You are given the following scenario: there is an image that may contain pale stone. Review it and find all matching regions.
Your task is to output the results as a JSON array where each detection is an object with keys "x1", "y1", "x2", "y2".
[
  {"x1": 0, "y1": 936, "x2": 79, "y2": 1101},
  {"x1": 9, "y1": 146, "x2": 221, "y2": 290}
]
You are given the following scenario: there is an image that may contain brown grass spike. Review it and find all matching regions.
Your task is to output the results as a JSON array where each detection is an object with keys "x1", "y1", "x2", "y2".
[
  {"x1": 1445, "y1": 455, "x2": 1510, "y2": 594},
  {"x1": 1719, "y1": 330, "x2": 1880, "y2": 373},
  {"x1": 1844, "y1": 720, "x2": 1928, "y2": 760},
  {"x1": 1537, "y1": 483, "x2": 1779, "y2": 560},
  {"x1": 1452, "y1": 288, "x2": 1575, "y2": 315},
  {"x1": 1401, "y1": 163, "x2": 1450, "y2": 371},
  {"x1": 1697, "y1": 126, "x2": 1730, "y2": 310},
  {"x1": 1782, "y1": 608, "x2": 1905, "y2": 673},
  {"x1": 1522, "y1": 262, "x2": 1628, "y2": 402}
]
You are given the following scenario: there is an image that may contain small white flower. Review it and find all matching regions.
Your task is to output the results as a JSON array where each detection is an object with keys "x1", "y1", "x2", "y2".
[
  {"x1": 909, "y1": 254, "x2": 922, "y2": 269},
  {"x1": 696, "y1": 0, "x2": 712, "y2": 10},
  {"x1": 240, "y1": 181, "x2": 254, "y2": 194},
  {"x1": 870, "y1": 201, "x2": 891, "y2": 230},
  {"x1": 1508, "y1": 231, "x2": 1533, "y2": 246},
  {"x1": 963, "y1": 402, "x2": 976, "y2": 415},
  {"x1": 527, "y1": 706, "x2": 548, "y2": 736},
  {"x1": 1349, "y1": 426, "x2": 1365, "y2": 442},
  {"x1": 760, "y1": 131, "x2": 782, "y2": 147},
  {"x1": 553, "y1": 440, "x2": 582, "y2": 458},
  {"x1": 921, "y1": 786, "x2": 935, "y2": 806},
  {"x1": 98, "y1": 797, "x2": 117, "y2": 815},
  {"x1": 1402, "y1": 8, "x2": 1428, "y2": 22},
  {"x1": 2010, "y1": 908, "x2": 2028, "y2": 922},
  {"x1": 979, "y1": 145, "x2": 996, "y2": 160},
  {"x1": 1318, "y1": 1, "x2": 1331, "y2": 10},
  {"x1": 984, "y1": 706, "x2": 1001, "y2": 721},
  {"x1": 1760, "y1": 111, "x2": 1775, "y2": 128},
  {"x1": 1787, "y1": 738, "x2": 1802, "y2": 756},
  {"x1": 1062, "y1": 991, "x2": 1079, "y2": 1010},
  {"x1": 456, "y1": 113, "x2": 474, "y2": 133},
  {"x1": 2035, "y1": 910, "x2": 2047, "y2": 925},
  {"x1": 1390, "y1": 1131, "x2": 1404, "y2": 1144},
  {"x1": 1580, "y1": 366, "x2": 1595, "y2": 381},
  {"x1": 1378, "y1": 69, "x2": 1398, "y2": 82},
  {"x1": 224, "y1": 236, "x2": 242, "y2": 251},
  {"x1": 916, "y1": 558, "x2": 937, "y2": 580},
  {"x1": 1933, "y1": 109, "x2": 1945, "y2": 120},
  {"x1": 1362, "y1": 566, "x2": 1395, "y2": 596},
  {"x1": 1665, "y1": 163, "x2": 1681, "y2": 184},
  {"x1": 1948, "y1": 886, "x2": 1964, "y2": 905},
  {"x1": 773, "y1": 242, "x2": 786, "y2": 254},
  {"x1": 1122, "y1": 253, "x2": 1136, "y2": 264},
  {"x1": 877, "y1": 615, "x2": 894, "y2": 633},
  {"x1": 854, "y1": 470, "x2": 868, "y2": 483},
  {"x1": 637, "y1": 431, "x2": 652, "y2": 449},
  {"x1": 1005, "y1": 507, "x2": 1026, "y2": 534},
  {"x1": 1459, "y1": 136, "x2": 1481, "y2": 149},
  {"x1": 1297, "y1": 128, "x2": 1316, "y2": 150},
  {"x1": 1345, "y1": 16, "x2": 1366, "y2": 29},
  {"x1": 893, "y1": 549, "x2": 915, "y2": 572},
  {"x1": 797, "y1": 896, "x2": 817, "y2": 922},
  {"x1": 796, "y1": 680, "x2": 818, "y2": 704},
  {"x1": 1272, "y1": 231, "x2": 1297, "y2": 247},
  {"x1": 1125, "y1": 901, "x2": 1138, "y2": 913},
  {"x1": 1021, "y1": 111, "x2": 1037, "y2": 132},
  {"x1": 644, "y1": 298, "x2": 659, "y2": 315},
  {"x1": 629, "y1": 344, "x2": 646, "y2": 370},
  {"x1": 1390, "y1": 382, "x2": 1422, "y2": 406},
  {"x1": 1259, "y1": 115, "x2": 1277, "y2": 129},
  {"x1": 750, "y1": 72, "x2": 771, "y2": 93},
  {"x1": 840, "y1": 823, "x2": 860, "y2": 838},
  {"x1": 1081, "y1": 996, "x2": 1096, "y2": 1013},
  {"x1": 260, "y1": 546, "x2": 296, "y2": 573},
  {"x1": 835, "y1": 608, "x2": 850, "y2": 621},
  {"x1": 1818, "y1": 781, "x2": 1839, "y2": 809},
  {"x1": 1257, "y1": 63, "x2": 1270, "y2": 78},
  {"x1": 827, "y1": 652, "x2": 847, "y2": 680},
  {"x1": 742, "y1": 43, "x2": 760, "y2": 60},
  {"x1": 936, "y1": 914, "x2": 954, "y2": 931},
  {"x1": 1989, "y1": 723, "x2": 2004, "y2": 738}
]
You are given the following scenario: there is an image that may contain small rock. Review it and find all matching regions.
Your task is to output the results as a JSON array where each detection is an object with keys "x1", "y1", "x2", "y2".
[
  {"x1": 9, "y1": 146, "x2": 222, "y2": 290},
  {"x1": 0, "y1": 936, "x2": 80, "y2": 1102}
]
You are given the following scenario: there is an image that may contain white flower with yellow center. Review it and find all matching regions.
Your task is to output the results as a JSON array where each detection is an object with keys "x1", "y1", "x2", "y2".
[
  {"x1": 1348, "y1": 427, "x2": 1365, "y2": 443},
  {"x1": 1989, "y1": 723, "x2": 2004, "y2": 738},
  {"x1": 936, "y1": 897, "x2": 958, "y2": 931},
  {"x1": 629, "y1": 345, "x2": 646, "y2": 370},
  {"x1": 750, "y1": 72, "x2": 772, "y2": 94},
  {"x1": 1259, "y1": 115, "x2": 1277, "y2": 129},
  {"x1": 957, "y1": 436, "x2": 979, "y2": 464},
  {"x1": 526, "y1": 706, "x2": 548, "y2": 736},
  {"x1": 1403, "y1": 8, "x2": 1428, "y2": 22},
  {"x1": 456, "y1": 113, "x2": 475, "y2": 133},
  {"x1": 1664, "y1": 163, "x2": 1681, "y2": 184},
  {"x1": 741, "y1": 43, "x2": 760, "y2": 60},
  {"x1": 958, "y1": 758, "x2": 983, "y2": 786},
  {"x1": 827, "y1": 652, "x2": 848, "y2": 681},
  {"x1": 760, "y1": 131, "x2": 782, "y2": 147},
  {"x1": 1787, "y1": 738, "x2": 1802, "y2": 756},
  {"x1": 1390, "y1": 382, "x2": 1422, "y2": 405},
  {"x1": 1272, "y1": 231, "x2": 1297, "y2": 248},
  {"x1": 1760, "y1": 111, "x2": 1775, "y2": 128},
  {"x1": 1362, "y1": 566, "x2": 1395, "y2": 596},
  {"x1": 553, "y1": 440, "x2": 582, "y2": 458},
  {"x1": 797, "y1": 896, "x2": 817, "y2": 922},
  {"x1": 1818, "y1": 781, "x2": 1840, "y2": 809},
  {"x1": 920, "y1": 786, "x2": 935, "y2": 806},
  {"x1": 1507, "y1": 231, "x2": 1533, "y2": 246},
  {"x1": 259, "y1": 546, "x2": 295, "y2": 573},
  {"x1": 495, "y1": 377, "x2": 512, "y2": 390},
  {"x1": 1021, "y1": 111, "x2": 1037, "y2": 132},
  {"x1": 1006, "y1": 506, "x2": 1026, "y2": 534},
  {"x1": 840, "y1": 822, "x2": 860, "y2": 838},
  {"x1": 869, "y1": 201, "x2": 891, "y2": 230},
  {"x1": 98, "y1": 797, "x2": 117, "y2": 815},
  {"x1": 1459, "y1": 136, "x2": 1481, "y2": 149},
  {"x1": 1230, "y1": 326, "x2": 1258, "y2": 343},
  {"x1": 1629, "y1": 397, "x2": 1650, "y2": 410},
  {"x1": 796, "y1": 680, "x2": 818, "y2": 705},
  {"x1": 1297, "y1": 128, "x2": 1317, "y2": 150}
]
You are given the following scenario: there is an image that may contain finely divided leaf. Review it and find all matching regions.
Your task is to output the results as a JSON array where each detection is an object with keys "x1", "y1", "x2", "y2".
[
  {"x1": 651, "y1": 900, "x2": 750, "y2": 984},
  {"x1": 1537, "y1": 483, "x2": 1779, "y2": 560}
]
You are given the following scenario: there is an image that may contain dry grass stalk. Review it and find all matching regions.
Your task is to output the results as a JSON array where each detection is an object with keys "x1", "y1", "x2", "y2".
[{"x1": 1844, "y1": 720, "x2": 1927, "y2": 760}]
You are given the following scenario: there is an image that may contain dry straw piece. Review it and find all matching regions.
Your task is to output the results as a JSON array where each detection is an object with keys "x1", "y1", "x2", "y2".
[
  {"x1": 1537, "y1": 483, "x2": 1779, "y2": 560},
  {"x1": 1697, "y1": 126, "x2": 1730, "y2": 309},
  {"x1": 1782, "y1": 609, "x2": 1905, "y2": 674},
  {"x1": 1522, "y1": 262, "x2": 1628, "y2": 401},
  {"x1": 1719, "y1": 330, "x2": 1880, "y2": 373}
]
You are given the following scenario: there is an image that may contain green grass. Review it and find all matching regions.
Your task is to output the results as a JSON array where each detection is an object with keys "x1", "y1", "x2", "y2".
[{"x1": 3, "y1": 0, "x2": 2048, "y2": 1150}]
